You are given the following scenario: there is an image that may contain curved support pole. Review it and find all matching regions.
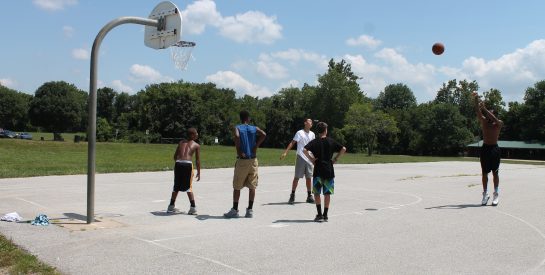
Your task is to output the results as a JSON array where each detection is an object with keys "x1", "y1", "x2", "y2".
[{"x1": 87, "y1": 17, "x2": 158, "y2": 224}]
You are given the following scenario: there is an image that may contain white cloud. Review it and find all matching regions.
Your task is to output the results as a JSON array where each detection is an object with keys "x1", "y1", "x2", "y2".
[
  {"x1": 269, "y1": 49, "x2": 328, "y2": 68},
  {"x1": 63, "y1": 26, "x2": 74, "y2": 38},
  {"x1": 181, "y1": 0, "x2": 222, "y2": 35},
  {"x1": 181, "y1": 0, "x2": 282, "y2": 44},
  {"x1": 278, "y1": 79, "x2": 300, "y2": 90},
  {"x1": 33, "y1": 0, "x2": 77, "y2": 11},
  {"x1": 111, "y1": 80, "x2": 134, "y2": 94},
  {"x1": 219, "y1": 11, "x2": 282, "y2": 44},
  {"x1": 344, "y1": 49, "x2": 438, "y2": 99},
  {"x1": 71, "y1": 48, "x2": 89, "y2": 60},
  {"x1": 0, "y1": 78, "x2": 17, "y2": 89},
  {"x1": 346, "y1": 35, "x2": 382, "y2": 49},
  {"x1": 433, "y1": 39, "x2": 545, "y2": 102},
  {"x1": 256, "y1": 56, "x2": 288, "y2": 79},
  {"x1": 206, "y1": 71, "x2": 271, "y2": 97},
  {"x1": 129, "y1": 64, "x2": 174, "y2": 84}
]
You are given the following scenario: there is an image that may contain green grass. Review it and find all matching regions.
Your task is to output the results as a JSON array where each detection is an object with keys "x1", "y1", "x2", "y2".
[
  {"x1": 1, "y1": 138, "x2": 542, "y2": 179},
  {"x1": 0, "y1": 138, "x2": 479, "y2": 179},
  {"x1": 23, "y1": 132, "x2": 85, "y2": 142},
  {"x1": 0, "y1": 235, "x2": 60, "y2": 275}
]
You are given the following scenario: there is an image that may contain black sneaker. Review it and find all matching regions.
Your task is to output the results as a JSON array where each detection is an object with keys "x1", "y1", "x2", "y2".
[
  {"x1": 314, "y1": 214, "x2": 324, "y2": 222},
  {"x1": 323, "y1": 215, "x2": 328, "y2": 222},
  {"x1": 306, "y1": 195, "x2": 315, "y2": 203},
  {"x1": 288, "y1": 194, "x2": 295, "y2": 204}
]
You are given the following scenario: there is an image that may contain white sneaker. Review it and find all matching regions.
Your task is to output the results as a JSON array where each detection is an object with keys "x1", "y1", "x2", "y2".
[
  {"x1": 167, "y1": 205, "x2": 181, "y2": 213},
  {"x1": 188, "y1": 206, "x2": 197, "y2": 215},
  {"x1": 492, "y1": 192, "x2": 499, "y2": 206},
  {"x1": 481, "y1": 192, "x2": 490, "y2": 206}
]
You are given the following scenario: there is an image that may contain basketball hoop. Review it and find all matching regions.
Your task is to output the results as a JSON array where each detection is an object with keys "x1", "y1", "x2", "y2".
[{"x1": 170, "y1": 40, "x2": 196, "y2": 70}]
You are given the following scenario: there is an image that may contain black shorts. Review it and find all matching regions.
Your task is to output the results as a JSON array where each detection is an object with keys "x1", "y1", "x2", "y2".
[
  {"x1": 173, "y1": 162, "x2": 193, "y2": 192},
  {"x1": 480, "y1": 144, "x2": 501, "y2": 174}
]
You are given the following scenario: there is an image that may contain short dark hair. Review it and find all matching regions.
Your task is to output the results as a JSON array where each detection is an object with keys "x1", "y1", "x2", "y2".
[
  {"x1": 316, "y1": 122, "x2": 328, "y2": 134},
  {"x1": 187, "y1": 128, "x2": 197, "y2": 137},
  {"x1": 240, "y1": 110, "x2": 250, "y2": 122}
]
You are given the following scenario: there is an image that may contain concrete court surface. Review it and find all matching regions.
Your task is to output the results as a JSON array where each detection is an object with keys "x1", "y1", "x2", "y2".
[{"x1": 1, "y1": 161, "x2": 544, "y2": 274}]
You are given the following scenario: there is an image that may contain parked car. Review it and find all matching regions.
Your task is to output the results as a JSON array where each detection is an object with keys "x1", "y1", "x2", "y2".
[
  {"x1": 19, "y1": 132, "x2": 33, "y2": 140},
  {"x1": 0, "y1": 130, "x2": 17, "y2": 138}
]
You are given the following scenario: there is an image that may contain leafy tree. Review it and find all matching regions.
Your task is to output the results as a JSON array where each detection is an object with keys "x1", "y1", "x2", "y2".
[
  {"x1": 501, "y1": 101, "x2": 523, "y2": 140},
  {"x1": 97, "y1": 87, "x2": 117, "y2": 123},
  {"x1": 423, "y1": 103, "x2": 473, "y2": 155},
  {"x1": 28, "y1": 81, "x2": 87, "y2": 134},
  {"x1": 0, "y1": 85, "x2": 32, "y2": 130},
  {"x1": 519, "y1": 80, "x2": 545, "y2": 140},
  {"x1": 312, "y1": 59, "x2": 365, "y2": 129},
  {"x1": 342, "y1": 103, "x2": 398, "y2": 155},
  {"x1": 96, "y1": 117, "x2": 113, "y2": 141},
  {"x1": 376, "y1": 83, "x2": 416, "y2": 111},
  {"x1": 435, "y1": 79, "x2": 480, "y2": 137},
  {"x1": 137, "y1": 82, "x2": 200, "y2": 140}
]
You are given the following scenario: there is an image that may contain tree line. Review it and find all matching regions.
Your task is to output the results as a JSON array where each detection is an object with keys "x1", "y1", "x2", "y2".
[{"x1": 1, "y1": 59, "x2": 544, "y2": 156}]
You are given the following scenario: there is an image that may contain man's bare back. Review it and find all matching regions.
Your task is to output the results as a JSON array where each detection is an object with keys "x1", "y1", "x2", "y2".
[{"x1": 174, "y1": 140, "x2": 200, "y2": 161}]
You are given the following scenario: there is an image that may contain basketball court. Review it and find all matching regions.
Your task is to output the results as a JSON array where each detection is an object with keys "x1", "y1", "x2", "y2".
[{"x1": 1, "y1": 161, "x2": 544, "y2": 274}]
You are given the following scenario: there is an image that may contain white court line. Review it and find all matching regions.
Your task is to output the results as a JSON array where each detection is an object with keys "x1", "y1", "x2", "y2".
[
  {"x1": 16, "y1": 197, "x2": 49, "y2": 210},
  {"x1": 133, "y1": 237, "x2": 249, "y2": 274},
  {"x1": 427, "y1": 194, "x2": 545, "y2": 272},
  {"x1": 152, "y1": 200, "x2": 166, "y2": 203}
]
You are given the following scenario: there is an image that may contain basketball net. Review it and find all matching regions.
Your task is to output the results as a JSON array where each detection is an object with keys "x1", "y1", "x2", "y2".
[{"x1": 170, "y1": 41, "x2": 196, "y2": 71}]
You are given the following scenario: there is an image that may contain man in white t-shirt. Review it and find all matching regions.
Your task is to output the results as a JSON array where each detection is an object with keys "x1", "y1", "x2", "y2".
[{"x1": 280, "y1": 118, "x2": 316, "y2": 204}]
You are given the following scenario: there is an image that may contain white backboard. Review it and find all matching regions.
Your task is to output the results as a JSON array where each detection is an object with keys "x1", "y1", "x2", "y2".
[{"x1": 144, "y1": 1, "x2": 182, "y2": 49}]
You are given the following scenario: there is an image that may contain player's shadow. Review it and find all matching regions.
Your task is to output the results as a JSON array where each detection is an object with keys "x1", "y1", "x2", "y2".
[
  {"x1": 272, "y1": 219, "x2": 315, "y2": 223},
  {"x1": 195, "y1": 214, "x2": 229, "y2": 221},
  {"x1": 150, "y1": 211, "x2": 185, "y2": 216},
  {"x1": 425, "y1": 204, "x2": 482, "y2": 210},
  {"x1": 262, "y1": 202, "x2": 306, "y2": 206}
]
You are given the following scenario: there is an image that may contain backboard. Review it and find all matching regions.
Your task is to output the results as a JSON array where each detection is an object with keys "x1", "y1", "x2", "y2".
[{"x1": 144, "y1": 1, "x2": 182, "y2": 49}]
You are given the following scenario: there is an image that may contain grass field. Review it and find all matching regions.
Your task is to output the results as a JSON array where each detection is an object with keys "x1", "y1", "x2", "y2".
[
  {"x1": 0, "y1": 138, "x2": 481, "y2": 179},
  {"x1": 1, "y1": 139, "x2": 543, "y2": 179}
]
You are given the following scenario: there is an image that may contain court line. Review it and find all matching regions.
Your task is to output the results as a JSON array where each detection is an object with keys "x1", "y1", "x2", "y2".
[
  {"x1": 427, "y1": 194, "x2": 545, "y2": 272},
  {"x1": 133, "y1": 237, "x2": 249, "y2": 274},
  {"x1": 16, "y1": 197, "x2": 49, "y2": 210}
]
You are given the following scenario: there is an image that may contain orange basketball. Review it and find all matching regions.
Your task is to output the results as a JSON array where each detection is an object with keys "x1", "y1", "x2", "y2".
[{"x1": 432, "y1": 42, "x2": 445, "y2": 55}]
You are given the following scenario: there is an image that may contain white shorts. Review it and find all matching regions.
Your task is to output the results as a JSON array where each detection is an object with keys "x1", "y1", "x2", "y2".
[{"x1": 294, "y1": 155, "x2": 313, "y2": 179}]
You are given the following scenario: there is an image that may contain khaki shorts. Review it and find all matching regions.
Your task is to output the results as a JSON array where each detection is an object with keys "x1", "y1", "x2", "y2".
[{"x1": 233, "y1": 158, "x2": 258, "y2": 190}]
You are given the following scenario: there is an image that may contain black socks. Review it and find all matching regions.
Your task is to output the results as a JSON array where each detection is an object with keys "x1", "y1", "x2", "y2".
[
  {"x1": 233, "y1": 202, "x2": 239, "y2": 210},
  {"x1": 248, "y1": 200, "x2": 254, "y2": 209},
  {"x1": 316, "y1": 204, "x2": 322, "y2": 216}
]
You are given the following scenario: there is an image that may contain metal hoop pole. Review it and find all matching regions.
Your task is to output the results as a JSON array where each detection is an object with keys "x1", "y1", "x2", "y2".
[{"x1": 88, "y1": 17, "x2": 158, "y2": 224}]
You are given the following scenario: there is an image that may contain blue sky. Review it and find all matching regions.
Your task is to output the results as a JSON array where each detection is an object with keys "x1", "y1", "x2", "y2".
[{"x1": 1, "y1": 0, "x2": 545, "y2": 103}]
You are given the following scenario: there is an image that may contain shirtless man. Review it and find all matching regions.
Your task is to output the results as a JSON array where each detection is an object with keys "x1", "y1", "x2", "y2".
[
  {"x1": 473, "y1": 93, "x2": 503, "y2": 206},
  {"x1": 167, "y1": 128, "x2": 201, "y2": 214}
]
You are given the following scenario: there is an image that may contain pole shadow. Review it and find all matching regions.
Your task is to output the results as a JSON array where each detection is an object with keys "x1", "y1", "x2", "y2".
[
  {"x1": 425, "y1": 204, "x2": 482, "y2": 210},
  {"x1": 195, "y1": 214, "x2": 229, "y2": 221},
  {"x1": 150, "y1": 211, "x2": 186, "y2": 216},
  {"x1": 272, "y1": 219, "x2": 315, "y2": 223},
  {"x1": 262, "y1": 202, "x2": 306, "y2": 206}
]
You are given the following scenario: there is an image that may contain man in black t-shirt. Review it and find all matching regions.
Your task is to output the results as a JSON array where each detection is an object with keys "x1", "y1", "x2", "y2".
[{"x1": 303, "y1": 122, "x2": 346, "y2": 222}]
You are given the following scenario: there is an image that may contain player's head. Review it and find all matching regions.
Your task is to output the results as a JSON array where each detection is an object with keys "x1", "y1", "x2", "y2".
[
  {"x1": 187, "y1": 128, "x2": 198, "y2": 140},
  {"x1": 304, "y1": 118, "x2": 313, "y2": 129},
  {"x1": 316, "y1": 122, "x2": 328, "y2": 135},
  {"x1": 240, "y1": 110, "x2": 250, "y2": 123}
]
